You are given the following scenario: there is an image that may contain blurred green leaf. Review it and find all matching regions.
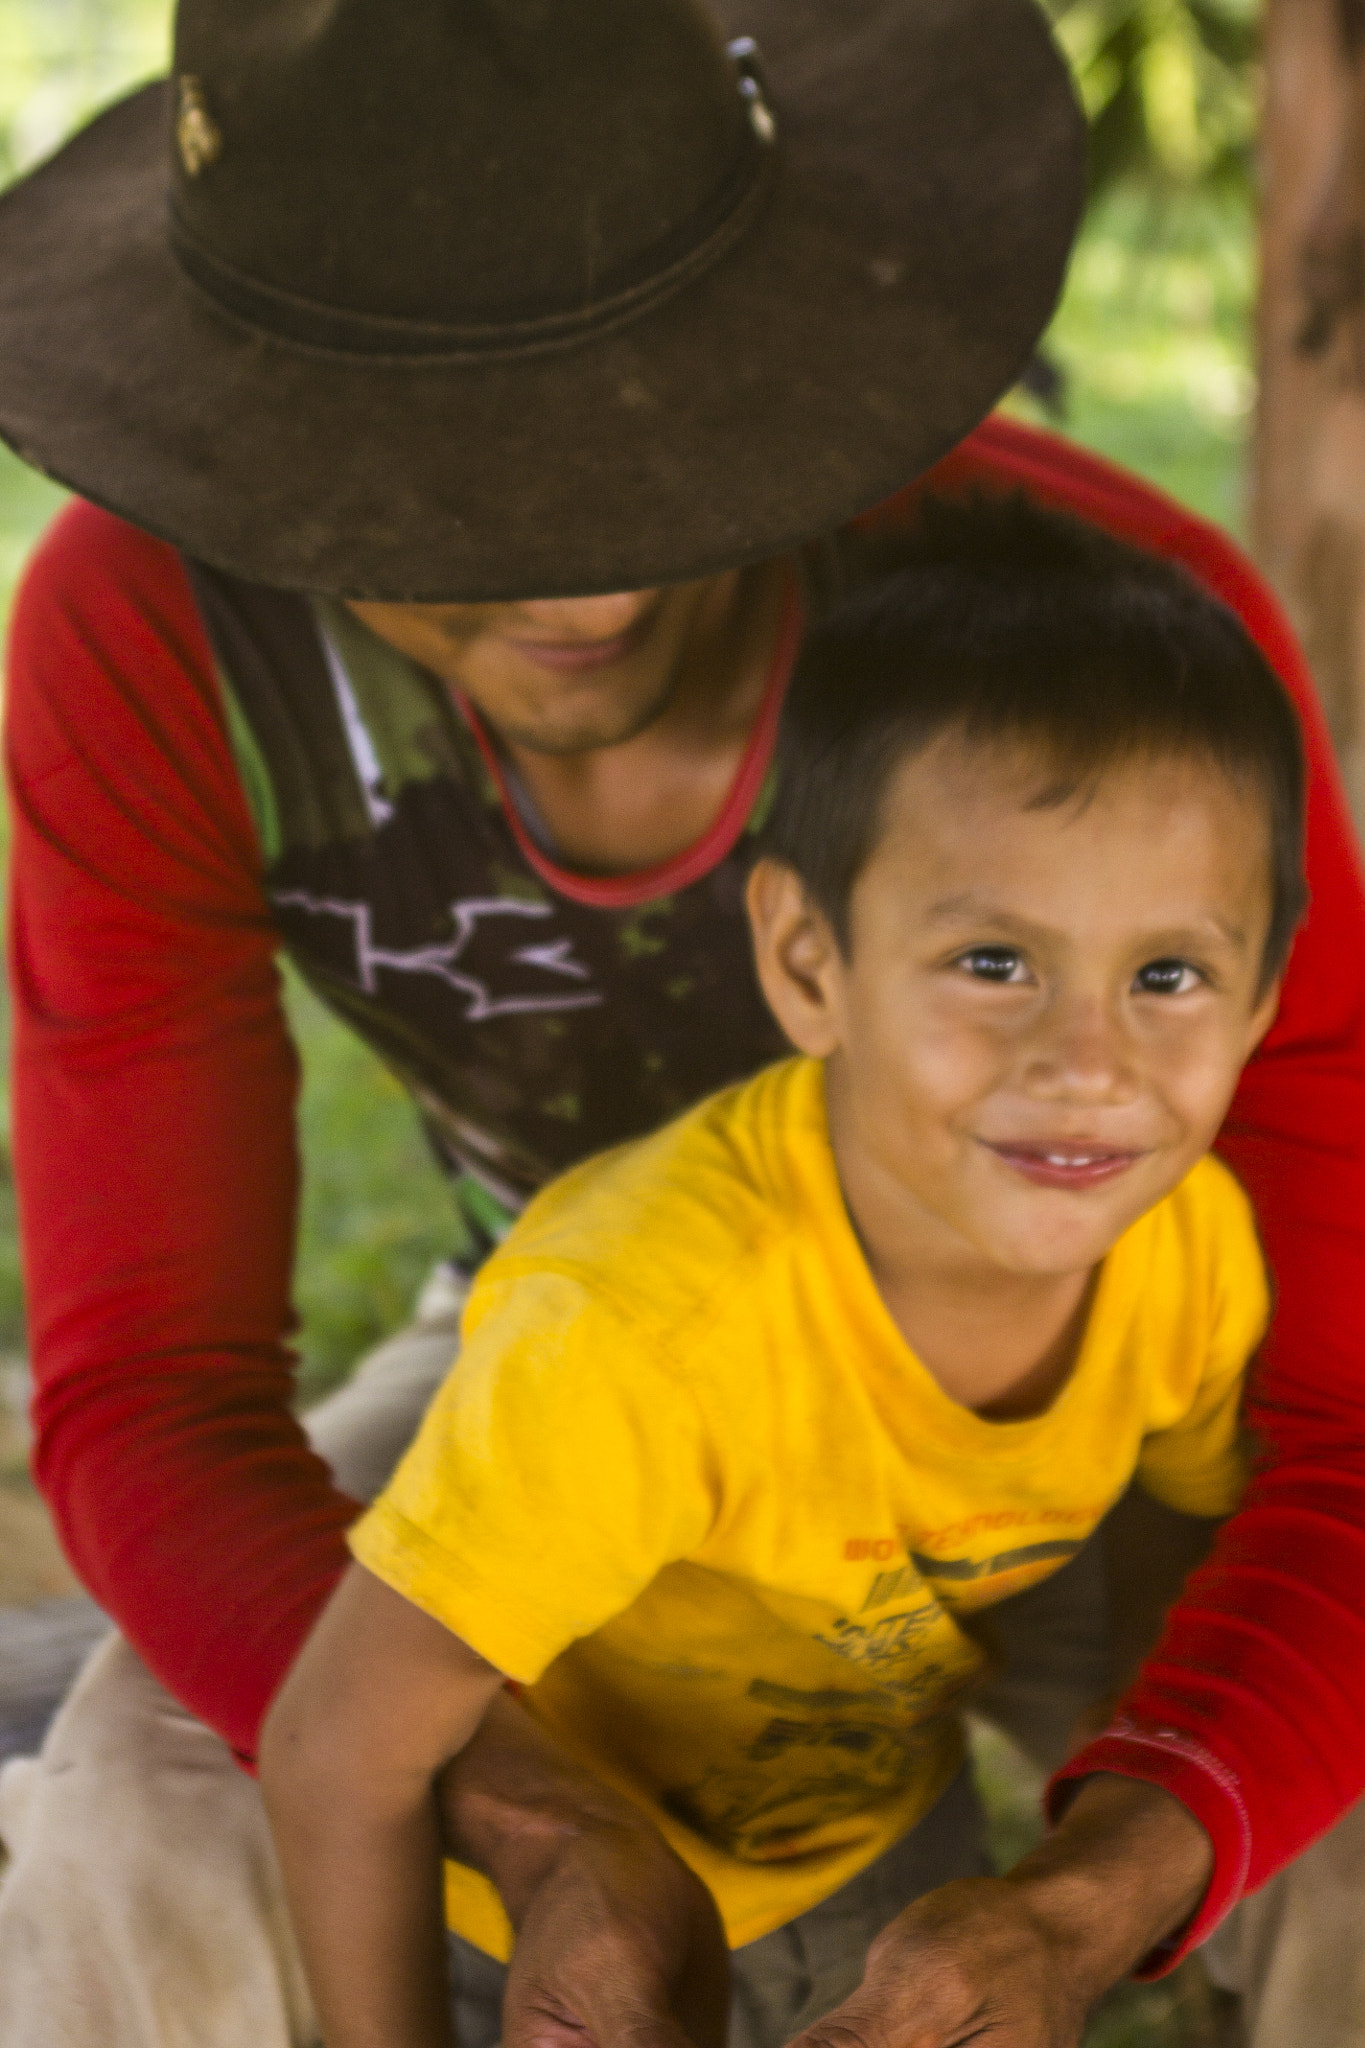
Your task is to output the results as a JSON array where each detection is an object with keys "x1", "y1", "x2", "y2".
[
  {"x1": 1045, "y1": 0, "x2": 1261, "y2": 204},
  {"x1": 0, "y1": 0, "x2": 169, "y2": 185}
]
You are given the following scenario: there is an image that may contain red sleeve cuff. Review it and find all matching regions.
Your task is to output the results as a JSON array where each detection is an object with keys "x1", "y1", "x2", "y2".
[{"x1": 1046, "y1": 1721, "x2": 1252, "y2": 1977}]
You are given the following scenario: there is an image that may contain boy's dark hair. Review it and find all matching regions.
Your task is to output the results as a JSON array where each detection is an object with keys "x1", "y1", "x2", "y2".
[{"x1": 770, "y1": 495, "x2": 1308, "y2": 988}]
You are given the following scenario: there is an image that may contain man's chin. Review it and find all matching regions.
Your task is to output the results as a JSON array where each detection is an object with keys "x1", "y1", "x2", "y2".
[{"x1": 492, "y1": 687, "x2": 680, "y2": 757}]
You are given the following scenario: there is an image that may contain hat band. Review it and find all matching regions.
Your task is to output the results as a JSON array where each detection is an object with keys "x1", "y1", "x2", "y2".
[{"x1": 168, "y1": 40, "x2": 778, "y2": 364}]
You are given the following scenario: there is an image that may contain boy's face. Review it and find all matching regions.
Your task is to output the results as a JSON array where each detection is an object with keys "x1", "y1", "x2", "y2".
[{"x1": 748, "y1": 732, "x2": 1282, "y2": 1280}]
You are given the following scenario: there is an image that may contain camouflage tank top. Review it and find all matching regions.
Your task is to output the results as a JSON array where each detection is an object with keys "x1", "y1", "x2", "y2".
[{"x1": 186, "y1": 563, "x2": 798, "y2": 1267}]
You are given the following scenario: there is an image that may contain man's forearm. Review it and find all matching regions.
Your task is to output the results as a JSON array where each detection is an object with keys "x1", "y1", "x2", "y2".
[
  {"x1": 1003, "y1": 1773, "x2": 1213, "y2": 1993},
  {"x1": 438, "y1": 1687, "x2": 667, "y2": 1921}
]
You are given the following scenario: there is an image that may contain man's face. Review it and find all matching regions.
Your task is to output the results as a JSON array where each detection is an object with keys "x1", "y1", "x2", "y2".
[
  {"x1": 348, "y1": 575, "x2": 739, "y2": 755},
  {"x1": 751, "y1": 733, "x2": 1281, "y2": 1282}
]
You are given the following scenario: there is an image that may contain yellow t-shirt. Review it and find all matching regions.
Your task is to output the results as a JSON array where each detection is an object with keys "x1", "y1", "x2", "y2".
[{"x1": 351, "y1": 1056, "x2": 1267, "y2": 1957}]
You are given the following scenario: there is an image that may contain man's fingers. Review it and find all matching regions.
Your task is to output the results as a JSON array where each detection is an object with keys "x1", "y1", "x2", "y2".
[
  {"x1": 501, "y1": 1898, "x2": 729, "y2": 2048},
  {"x1": 498, "y1": 1823, "x2": 731, "y2": 2048},
  {"x1": 786, "y1": 1992, "x2": 973, "y2": 2048},
  {"x1": 779, "y1": 1880, "x2": 1086, "y2": 2048},
  {"x1": 504, "y1": 1972, "x2": 717, "y2": 2048},
  {"x1": 787, "y1": 2016, "x2": 882, "y2": 2048},
  {"x1": 792, "y1": 2009, "x2": 1007, "y2": 2048}
]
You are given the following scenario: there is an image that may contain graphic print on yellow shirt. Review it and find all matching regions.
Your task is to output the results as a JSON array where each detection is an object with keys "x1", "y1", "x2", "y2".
[{"x1": 351, "y1": 1057, "x2": 1268, "y2": 1956}]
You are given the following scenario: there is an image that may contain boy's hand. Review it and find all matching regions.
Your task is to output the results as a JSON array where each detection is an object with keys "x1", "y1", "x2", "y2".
[{"x1": 782, "y1": 1776, "x2": 1212, "y2": 2048}]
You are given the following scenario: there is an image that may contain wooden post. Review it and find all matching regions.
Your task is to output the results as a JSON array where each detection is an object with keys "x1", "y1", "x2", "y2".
[{"x1": 1254, "y1": 0, "x2": 1365, "y2": 830}]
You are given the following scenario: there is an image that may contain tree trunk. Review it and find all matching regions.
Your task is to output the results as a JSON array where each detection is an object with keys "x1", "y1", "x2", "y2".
[{"x1": 1255, "y1": 0, "x2": 1365, "y2": 831}]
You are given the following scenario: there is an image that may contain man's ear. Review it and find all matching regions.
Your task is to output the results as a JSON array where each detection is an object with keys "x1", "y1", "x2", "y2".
[{"x1": 745, "y1": 858, "x2": 846, "y2": 1058}]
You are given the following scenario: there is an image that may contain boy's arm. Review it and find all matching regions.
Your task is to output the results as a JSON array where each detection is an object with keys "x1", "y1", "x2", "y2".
[{"x1": 259, "y1": 1562, "x2": 506, "y2": 2048}]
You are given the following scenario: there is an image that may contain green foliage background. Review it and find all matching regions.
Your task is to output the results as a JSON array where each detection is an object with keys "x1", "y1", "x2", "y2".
[
  {"x1": 1048, "y1": 0, "x2": 1259, "y2": 201},
  {"x1": 0, "y1": 0, "x2": 1261, "y2": 1403}
]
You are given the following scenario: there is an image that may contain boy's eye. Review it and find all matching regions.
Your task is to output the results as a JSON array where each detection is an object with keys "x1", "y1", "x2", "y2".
[
  {"x1": 957, "y1": 946, "x2": 1029, "y2": 984},
  {"x1": 1134, "y1": 957, "x2": 1201, "y2": 996}
]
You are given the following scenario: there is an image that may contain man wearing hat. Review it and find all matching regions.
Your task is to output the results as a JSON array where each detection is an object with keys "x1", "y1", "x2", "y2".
[{"x1": 0, "y1": 2, "x2": 1363, "y2": 2044}]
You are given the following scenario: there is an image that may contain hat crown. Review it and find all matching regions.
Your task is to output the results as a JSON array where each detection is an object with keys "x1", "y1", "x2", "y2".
[{"x1": 170, "y1": 0, "x2": 757, "y2": 327}]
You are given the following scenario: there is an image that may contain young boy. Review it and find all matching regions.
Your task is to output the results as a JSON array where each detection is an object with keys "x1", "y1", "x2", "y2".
[{"x1": 260, "y1": 499, "x2": 1306, "y2": 2048}]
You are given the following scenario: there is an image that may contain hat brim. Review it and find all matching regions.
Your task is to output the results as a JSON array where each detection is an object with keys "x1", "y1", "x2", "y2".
[{"x1": 0, "y1": 0, "x2": 1084, "y2": 600}]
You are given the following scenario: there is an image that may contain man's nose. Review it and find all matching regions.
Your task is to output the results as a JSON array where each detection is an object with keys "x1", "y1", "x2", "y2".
[
  {"x1": 1022, "y1": 996, "x2": 1138, "y2": 1104},
  {"x1": 515, "y1": 590, "x2": 657, "y2": 640}
]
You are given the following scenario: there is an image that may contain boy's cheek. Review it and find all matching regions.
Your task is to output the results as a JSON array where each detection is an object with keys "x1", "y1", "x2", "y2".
[
  {"x1": 1152, "y1": 1031, "x2": 1260, "y2": 1146},
  {"x1": 874, "y1": 997, "x2": 1014, "y2": 1108}
]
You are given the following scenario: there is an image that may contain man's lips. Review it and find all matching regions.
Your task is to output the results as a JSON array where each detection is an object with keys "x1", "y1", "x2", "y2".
[
  {"x1": 982, "y1": 1141, "x2": 1144, "y2": 1190},
  {"x1": 505, "y1": 619, "x2": 649, "y2": 675}
]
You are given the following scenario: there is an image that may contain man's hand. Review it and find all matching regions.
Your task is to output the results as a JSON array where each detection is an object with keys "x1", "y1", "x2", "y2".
[
  {"x1": 439, "y1": 1689, "x2": 729, "y2": 2048},
  {"x1": 501, "y1": 1807, "x2": 729, "y2": 2048},
  {"x1": 786, "y1": 1776, "x2": 1213, "y2": 2048}
]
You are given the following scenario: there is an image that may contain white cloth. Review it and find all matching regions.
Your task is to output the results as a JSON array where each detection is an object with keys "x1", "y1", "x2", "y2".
[
  {"x1": 0, "y1": 1634, "x2": 318, "y2": 2048},
  {"x1": 0, "y1": 1267, "x2": 465, "y2": 2048},
  {"x1": 1202, "y1": 1799, "x2": 1365, "y2": 2048}
]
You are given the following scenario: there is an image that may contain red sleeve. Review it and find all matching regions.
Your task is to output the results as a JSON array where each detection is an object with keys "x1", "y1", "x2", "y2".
[
  {"x1": 5, "y1": 501, "x2": 357, "y2": 1762},
  {"x1": 920, "y1": 417, "x2": 1365, "y2": 1961}
]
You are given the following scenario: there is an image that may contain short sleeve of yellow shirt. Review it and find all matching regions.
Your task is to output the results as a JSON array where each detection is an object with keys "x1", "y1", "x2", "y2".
[{"x1": 351, "y1": 1267, "x2": 718, "y2": 1682}]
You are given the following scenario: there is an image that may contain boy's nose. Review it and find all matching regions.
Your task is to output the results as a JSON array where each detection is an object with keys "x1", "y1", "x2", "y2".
[{"x1": 1021, "y1": 999, "x2": 1139, "y2": 1105}]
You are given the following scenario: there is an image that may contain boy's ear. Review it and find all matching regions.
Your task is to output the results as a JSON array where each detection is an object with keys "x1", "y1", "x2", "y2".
[
  {"x1": 745, "y1": 858, "x2": 846, "y2": 1058},
  {"x1": 1245, "y1": 973, "x2": 1283, "y2": 1060}
]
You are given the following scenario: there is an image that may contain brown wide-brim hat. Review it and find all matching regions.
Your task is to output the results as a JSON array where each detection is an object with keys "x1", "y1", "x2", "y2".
[{"x1": 0, "y1": 0, "x2": 1084, "y2": 601}]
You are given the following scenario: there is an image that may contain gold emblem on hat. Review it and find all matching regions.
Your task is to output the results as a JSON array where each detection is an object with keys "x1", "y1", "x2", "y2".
[{"x1": 176, "y1": 78, "x2": 222, "y2": 177}]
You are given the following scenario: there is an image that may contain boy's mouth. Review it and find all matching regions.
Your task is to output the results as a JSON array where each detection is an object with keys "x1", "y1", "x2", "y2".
[{"x1": 982, "y1": 1141, "x2": 1144, "y2": 1190}]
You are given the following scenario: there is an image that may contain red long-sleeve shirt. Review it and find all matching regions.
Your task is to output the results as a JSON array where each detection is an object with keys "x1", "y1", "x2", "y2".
[{"x1": 7, "y1": 417, "x2": 1365, "y2": 1961}]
